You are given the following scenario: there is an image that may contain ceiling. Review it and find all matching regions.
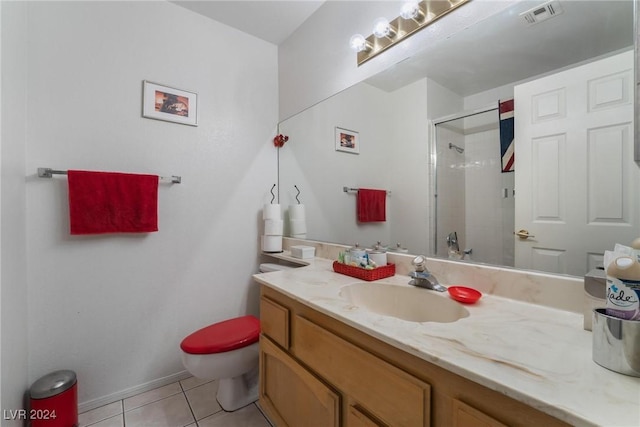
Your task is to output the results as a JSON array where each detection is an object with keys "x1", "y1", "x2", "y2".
[{"x1": 171, "y1": 0, "x2": 325, "y2": 45}]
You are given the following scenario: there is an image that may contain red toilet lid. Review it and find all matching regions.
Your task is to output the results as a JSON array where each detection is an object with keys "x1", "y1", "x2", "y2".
[{"x1": 180, "y1": 315, "x2": 260, "y2": 354}]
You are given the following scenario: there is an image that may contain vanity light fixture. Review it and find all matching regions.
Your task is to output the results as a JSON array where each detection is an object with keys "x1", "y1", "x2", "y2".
[
  {"x1": 349, "y1": 34, "x2": 371, "y2": 53},
  {"x1": 372, "y1": 17, "x2": 397, "y2": 39},
  {"x1": 400, "y1": 1, "x2": 424, "y2": 22},
  {"x1": 351, "y1": 0, "x2": 471, "y2": 66}
]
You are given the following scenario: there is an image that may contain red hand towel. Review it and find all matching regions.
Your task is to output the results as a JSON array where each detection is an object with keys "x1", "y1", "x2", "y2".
[
  {"x1": 357, "y1": 188, "x2": 386, "y2": 222},
  {"x1": 68, "y1": 170, "x2": 159, "y2": 235}
]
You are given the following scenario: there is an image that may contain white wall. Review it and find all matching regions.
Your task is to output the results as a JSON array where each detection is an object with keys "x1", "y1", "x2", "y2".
[
  {"x1": 428, "y1": 79, "x2": 464, "y2": 256},
  {"x1": 279, "y1": 82, "x2": 393, "y2": 247},
  {"x1": 387, "y1": 79, "x2": 430, "y2": 254},
  {"x1": 1, "y1": 1, "x2": 30, "y2": 423},
  {"x1": 21, "y1": 1, "x2": 278, "y2": 409}
]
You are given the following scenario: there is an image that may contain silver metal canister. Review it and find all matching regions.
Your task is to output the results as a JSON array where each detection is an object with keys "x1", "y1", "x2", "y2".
[{"x1": 592, "y1": 308, "x2": 640, "y2": 377}]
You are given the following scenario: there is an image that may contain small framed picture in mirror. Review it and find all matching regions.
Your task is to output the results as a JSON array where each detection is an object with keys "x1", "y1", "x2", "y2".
[{"x1": 335, "y1": 127, "x2": 359, "y2": 154}]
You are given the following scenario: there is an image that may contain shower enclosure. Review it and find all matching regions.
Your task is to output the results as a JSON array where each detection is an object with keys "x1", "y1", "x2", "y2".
[{"x1": 433, "y1": 107, "x2": 515, "y2": 267}]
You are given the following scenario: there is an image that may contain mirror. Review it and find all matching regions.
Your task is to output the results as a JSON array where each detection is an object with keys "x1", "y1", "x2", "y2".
[{"x1": 278, "y1": 0, "x2": 636, "y2": 277}]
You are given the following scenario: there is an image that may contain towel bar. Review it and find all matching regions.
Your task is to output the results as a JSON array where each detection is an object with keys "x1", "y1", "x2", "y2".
[
  {"x1": 37, "y1": 167, "x2": 181, "y2": 184},
  {"x1": 343, "y1": 186, "x2": 391, "y2": 195}
]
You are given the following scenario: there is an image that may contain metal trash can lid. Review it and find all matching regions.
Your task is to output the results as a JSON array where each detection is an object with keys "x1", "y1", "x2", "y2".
[{"x1": 30, "y1": 370, "x2": 76, "y2": 399}]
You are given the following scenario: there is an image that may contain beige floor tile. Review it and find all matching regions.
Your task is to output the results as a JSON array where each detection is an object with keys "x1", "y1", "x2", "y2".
[
  {"x1": 197, "y1": 403, "x2": 270, "y2": 427},
  {"x1": 184, "y1": 380, "x2": 222, "y2": 420},
  {"x1": 124, "y1": 393, "x2": 195, "y2": 427},
  {"x1": 87, "y1": 414, "x2": 124, "y2": 427},
  {"x1": 123, "y1": 382, "x2": 183, "y2": 411},
  {"x1": 79, "y1": 401, "x2": 123, "y2": 426},
  {"x1": 179, "y1": 376, "x2": 213, "y2": 391}
]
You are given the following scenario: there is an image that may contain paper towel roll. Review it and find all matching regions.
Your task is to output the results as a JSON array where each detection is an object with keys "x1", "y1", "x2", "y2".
[
  {"x1": 264, "y1": 219, "x2": 284, "y2": 236},
  {"x1": 263, "y1": 204, "x2": 281, "y2": 220},
  {"x1": 289, "y1": 204, "x2": 306, "y2": 220},
  {"x1": 261, "y1": 235, "x2": 282, "y2": 252},
  {"x1": 290, "y1": 218, "x2": 307, "y2": 235}
]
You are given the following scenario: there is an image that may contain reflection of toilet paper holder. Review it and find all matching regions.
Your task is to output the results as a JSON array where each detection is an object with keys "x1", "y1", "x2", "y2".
[
  {"x1": 294, "y1": 185, "x2": 302, "y2": 204},
  {"x1": 289, "y1": 186, "x2": 306, "y2": 237},
  {"x1": 290, "y1": 219, "x2": 307, "y2": 235},
  {"x1": 289, "y1": 205, "x2": 306, "y2": 220}
]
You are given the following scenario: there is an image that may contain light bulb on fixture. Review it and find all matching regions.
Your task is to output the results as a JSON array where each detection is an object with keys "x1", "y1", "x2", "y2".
[
  {"x1": 349, "y1": 34, "x2": 370, "y2": 53},
  {"x1": 400, "y1": 1, "x2": 423, "y2": 21},
  {"x1": 372, "y1": 17, "x2": 396, "y2": 39}
]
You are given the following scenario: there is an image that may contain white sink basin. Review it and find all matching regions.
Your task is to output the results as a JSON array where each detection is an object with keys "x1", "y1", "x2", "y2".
[{"x1": 340, "y1": 282, "x2": 470, "y2": 323}]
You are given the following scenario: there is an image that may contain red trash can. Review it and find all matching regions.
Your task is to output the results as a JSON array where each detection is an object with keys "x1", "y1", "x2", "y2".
[{"x1": 29, "y1": 370, "x2": 78, "y2": 427}]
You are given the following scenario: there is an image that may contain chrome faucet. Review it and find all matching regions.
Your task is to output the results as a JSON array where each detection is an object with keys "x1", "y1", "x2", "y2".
[{"x1": 408, "y1": 255, "x2": 447, "y2": 292}]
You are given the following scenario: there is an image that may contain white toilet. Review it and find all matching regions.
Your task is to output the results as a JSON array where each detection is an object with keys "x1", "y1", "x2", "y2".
[{"x1": 180, "y1": 263, "x2": 293, "y2": 411}]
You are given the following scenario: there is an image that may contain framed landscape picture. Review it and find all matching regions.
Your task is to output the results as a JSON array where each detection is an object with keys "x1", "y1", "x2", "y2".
[{"x1": 142, "y1": 80, "x2": 198, "y2": 126}]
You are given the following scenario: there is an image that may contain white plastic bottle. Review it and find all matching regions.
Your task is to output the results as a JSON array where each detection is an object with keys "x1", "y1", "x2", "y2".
[{"x1": 606, "y1": 255, "x2": 640, "y2": 320}]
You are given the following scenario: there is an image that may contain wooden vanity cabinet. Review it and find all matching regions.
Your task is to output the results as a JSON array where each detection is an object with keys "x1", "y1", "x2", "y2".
[
  {"x1": 259, "y1": 285, "x2": 569, "y2": 427},
  {"x1": 259, "y1": 335, "x2": 340, "y2": 426}
]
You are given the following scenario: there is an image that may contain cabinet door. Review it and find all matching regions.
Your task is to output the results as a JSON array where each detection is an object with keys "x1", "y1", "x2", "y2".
[
  {"x1": 293, "y1": 315, "x2": 431, "y2": 427},
  {"x1": 452, "y1": 399, "x2": 508, "y2": 427},
  {"x1": 259, "y1": 335, "x2": 340, "y2": 427}
]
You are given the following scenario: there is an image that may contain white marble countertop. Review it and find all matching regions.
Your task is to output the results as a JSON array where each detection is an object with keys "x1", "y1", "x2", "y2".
[{"x1": 254, "y1": 257, "x2": 640, "y2": 427}]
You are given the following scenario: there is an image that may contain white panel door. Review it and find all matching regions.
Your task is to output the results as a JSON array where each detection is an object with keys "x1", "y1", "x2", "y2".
[{"x1": 514, "y1": 50, "x2": 638, "y2": 276}]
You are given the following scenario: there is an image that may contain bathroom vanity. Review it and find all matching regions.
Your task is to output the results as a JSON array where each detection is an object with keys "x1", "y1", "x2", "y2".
[{"x1": 253, "y1": 254, "x2": 640, "y2": 427}]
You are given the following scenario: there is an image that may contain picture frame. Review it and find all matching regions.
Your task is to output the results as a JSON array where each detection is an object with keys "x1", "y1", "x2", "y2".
[
  {"x1": 142, "y1": 80, "x2": 198, "y2": 126},
  {"x1": 335, "y1": 127, "x2": 359, "y2": 154}
]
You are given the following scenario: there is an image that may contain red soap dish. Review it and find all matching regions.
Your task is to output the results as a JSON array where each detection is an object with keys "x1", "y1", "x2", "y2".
[{"x1": 448, "y1": 286, "x2": 482, "y2": 304}]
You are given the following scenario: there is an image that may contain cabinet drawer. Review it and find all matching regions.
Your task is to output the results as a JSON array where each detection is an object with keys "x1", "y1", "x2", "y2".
[
  {"x1": 259, "y1": 335, "x2": 340, "y2": 427},
  {"x1": 293, "y1": 315, "x2": 431, "y2": 427},
  {"x1": 260, "y1": 296, "x2": 289, "y2": 348}
]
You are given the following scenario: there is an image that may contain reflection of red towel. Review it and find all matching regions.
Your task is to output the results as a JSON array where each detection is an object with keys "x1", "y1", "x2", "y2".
[
  {"x1": 357, "y1": 188, "x2": 386, "y2": 222},
  {"x1": 68, "y1": 170, "x2": 159, "y2": 235}
]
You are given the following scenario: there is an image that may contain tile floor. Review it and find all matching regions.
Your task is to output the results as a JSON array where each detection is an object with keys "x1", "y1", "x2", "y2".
[{"x1": 78, "y1": 377, "x2": 272, "y2": 427}]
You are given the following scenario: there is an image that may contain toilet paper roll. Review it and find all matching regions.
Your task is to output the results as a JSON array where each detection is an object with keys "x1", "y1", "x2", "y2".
[
  {"x1": 263, "y1": 204, "x2": 281, "y2": 220},
  {"x1": 264, "y1": 219, "x2": 284, "y2": 236},
  {"x1": 261, "y1": 235, "x2": 282, "y2": 253},
  {"x1": 289, "y1": 204, "x2": 306, "y2": 220},
  {"x1": 290, "y1": 219, "x2": 307, "y2": 235}
]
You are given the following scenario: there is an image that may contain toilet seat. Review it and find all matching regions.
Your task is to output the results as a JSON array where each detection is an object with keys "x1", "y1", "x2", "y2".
[{"x1": 180, "y1": 315, "x2": 260, "y2": 355}]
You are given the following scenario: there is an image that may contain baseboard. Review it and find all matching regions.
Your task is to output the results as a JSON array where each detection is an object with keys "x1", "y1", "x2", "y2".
[{"x1": 78, "y1": 370, "x2": 193, "y2": 414}]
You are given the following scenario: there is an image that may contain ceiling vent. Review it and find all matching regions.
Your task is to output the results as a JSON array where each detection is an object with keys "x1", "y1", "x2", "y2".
[{"x1": 520, "y1": 0, "x2": 564, "y2": 25}]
